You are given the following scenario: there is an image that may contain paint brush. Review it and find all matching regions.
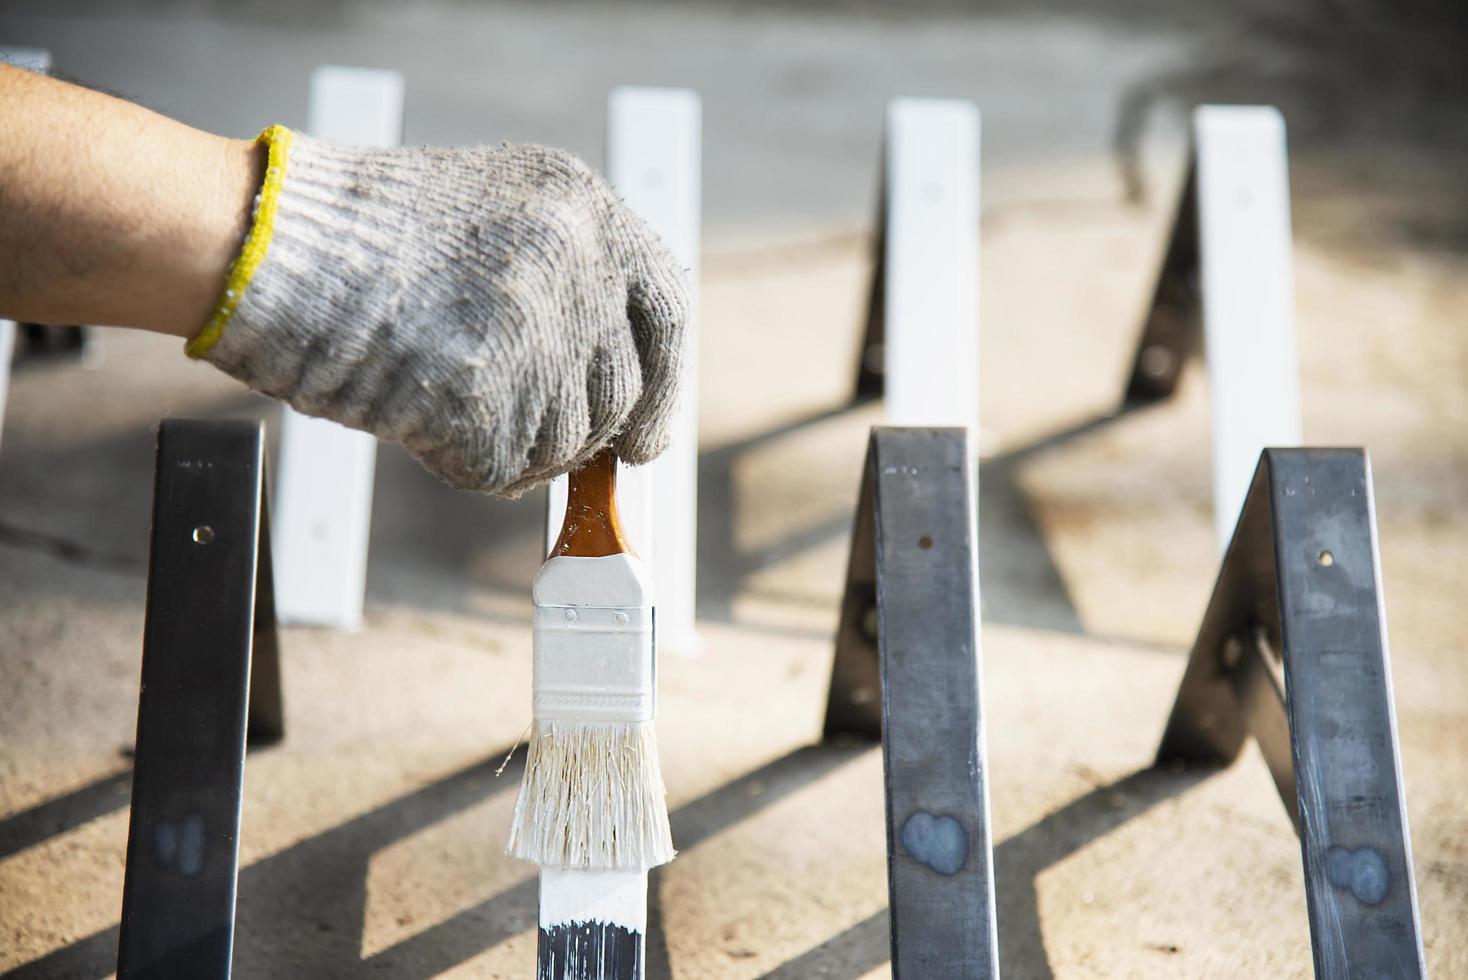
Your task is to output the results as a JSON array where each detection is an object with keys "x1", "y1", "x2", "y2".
[{"x1": 507, "y1": 449, "x2": 675, "y2": 968}]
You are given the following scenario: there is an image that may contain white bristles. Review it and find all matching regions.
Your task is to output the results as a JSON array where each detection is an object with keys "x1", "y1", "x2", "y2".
[{"x1": 507, "y1": 720, "x2": 675, "y2": 870}]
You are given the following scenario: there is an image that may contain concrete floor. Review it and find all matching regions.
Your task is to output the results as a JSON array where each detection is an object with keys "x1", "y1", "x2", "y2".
[{"x1": 3, "y1": 1, "x2": 1468, "y2": 977}]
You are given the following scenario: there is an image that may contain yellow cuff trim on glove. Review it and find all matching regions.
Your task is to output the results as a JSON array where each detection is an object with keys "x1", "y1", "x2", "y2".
[{"x1": 185, "y1": 124, "x2": 295, "y2": 359}]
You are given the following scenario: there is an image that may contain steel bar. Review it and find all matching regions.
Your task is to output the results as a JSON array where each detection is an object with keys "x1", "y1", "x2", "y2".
[
  {"x1": 247, "y1": 499, "x2": 285, "y2": 743},
  {"x1": 545, "y1": 87, "x2": 703, "y2": 657},
  {"x1": 117, "y1": 419, "x2": 276, "y2": 979},
  {"x1": 851, "y1": 170, "x2": 887, "y2": 403},
  {"x1": 877, "y1": 100, "x2": 980, "y2": 433},
  {"x1": 1121, "y1": 164, "x2": 1200, "y2": 408},
  {"x1": 826, "y1": 428, "x2": 998, "y2": 978},
  {"x1": 536, "y1": 87, "x2": 701, "y2": 980},
  {"x1": 1157, "y1": 448, "x2": 1425, "y2": 978},
  {"x1": 1121, "y1": 107, "x2": 1303, "y2": 549}
]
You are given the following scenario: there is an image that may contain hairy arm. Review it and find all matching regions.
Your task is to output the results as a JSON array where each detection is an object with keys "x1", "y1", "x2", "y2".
[{"x1": 0, "y1": 63, "x2": 264, "y2": 337}]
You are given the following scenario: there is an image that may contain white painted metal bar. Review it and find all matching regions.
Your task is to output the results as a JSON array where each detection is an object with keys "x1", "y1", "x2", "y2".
[
  {"x1": 0, "y1": 47, "x2": 52, "y2": 455},
  {"x1": 1194, "y1": 106, "x2": 1302, "y2": 549},
  {"x1": 546, "y1": 87, "x2": 702, "y2": 655},
  {"x1": 538, "y1": 86, "x2": 701, "y2": 980},
  {"x1": 881, "y1": 98, "x2": 981, "y2": 435},
  {"x1": 272, "y1": 66, "x2": 404, "y2": 629}
]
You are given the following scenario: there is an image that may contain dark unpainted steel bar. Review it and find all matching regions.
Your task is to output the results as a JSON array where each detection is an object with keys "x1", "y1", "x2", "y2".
[
  {"x1": 826, "y1": 427, "x2": 998, "y2": 978},
  {"x1": 852, "y1": 167, "x2": 888, "y2": 404},
  {"x1": 538, "y1": 922, "x2": 641, "y2": 980},
  {"x1": 824, "y1": 452, "x2": 882, "y2": 737},
  {"x1": 1157, "y1": 448, "x2": 1425, "y2": 978},
  {"x1": 1122, "y1": 164, "x2": 1201, "y2": 408},
  {"x1": 247, "y1": 501, "x2": 285, "y2": 744},
  {"x1": 117, "y1": 419, "x2": 274, "y2": 980},
  {"x1": 1232, "y1": 629, "x2": 1297, "y2": 828}
]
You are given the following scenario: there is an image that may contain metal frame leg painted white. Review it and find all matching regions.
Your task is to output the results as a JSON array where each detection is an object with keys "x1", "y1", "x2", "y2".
[
  {"x1": 537, "y1": 86, "x2": 700, "y2": 980},
  {"x1": 1123, "y1": 106, "x2": 1302, "y2": 551},
  {"x1": 855, "y1": 99, "x2": 980, "y2": 435},
  {"x1": 1195, "y1": 106, "x2": 1302, "y2": 548},
  {"x1": 545, "y1": 87, "x2": 702, "y2": 655},
  {"x1": 271, "y1": 66, "x2": 404, "y2": 629},
  {"x1": 0, "y1": 47, "x2": 52, "y2": 455}
]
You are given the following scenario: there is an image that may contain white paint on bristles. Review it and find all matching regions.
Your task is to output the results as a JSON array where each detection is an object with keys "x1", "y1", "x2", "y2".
[
  {"x1": 539, "y1": 868, "x2": 647, "y2": 930},
  {"x1": 1193, "y1": 106, "x2": 1302, "y2": 550},
  {"x1": 545, "y1": 87, "x2": 703, "y2": 656},
  {"x1": 881, "y1": 98, "x2": 980, "y2": 437},
  {"x1": 272, "y1": 66, "x2": 404, "y2": 630},
  {"x1": 0, "y1": 47, "x2": 51, "y2": 456}
]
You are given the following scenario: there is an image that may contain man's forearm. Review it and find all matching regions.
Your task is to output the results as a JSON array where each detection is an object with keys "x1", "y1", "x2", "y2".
[{"x1": 0, "y1": 64, "x2": 263, "y2": 337}]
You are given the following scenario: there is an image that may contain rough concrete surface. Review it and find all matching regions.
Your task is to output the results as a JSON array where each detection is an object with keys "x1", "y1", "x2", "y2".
[{"x1": 3, "y1": 1, "x2": 1468, "y2": 978}]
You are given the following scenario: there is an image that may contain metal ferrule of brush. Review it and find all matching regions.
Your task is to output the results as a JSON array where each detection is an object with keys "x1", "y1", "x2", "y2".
[{"x1": 531, "y1": 604, "x2": 655, "y2": 724}]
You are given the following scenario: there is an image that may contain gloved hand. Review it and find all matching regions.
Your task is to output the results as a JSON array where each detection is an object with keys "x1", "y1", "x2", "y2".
[{"x1": 188, "y1": 126, "x2": 690, "y2": 497}]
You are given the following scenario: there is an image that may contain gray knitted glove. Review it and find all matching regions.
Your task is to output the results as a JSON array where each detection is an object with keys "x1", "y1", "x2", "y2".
[{"x1": 188, "y1": 126, "x2": 690, "y2": 496}]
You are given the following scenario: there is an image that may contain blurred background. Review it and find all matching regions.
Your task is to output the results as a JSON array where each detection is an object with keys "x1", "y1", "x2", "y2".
[
  {"x1": 2, "y1": 1, "x2": 1465, "y2": 977},
  {"x1": 5, "y1": 0, "x2": 1468, "y2": 242}
]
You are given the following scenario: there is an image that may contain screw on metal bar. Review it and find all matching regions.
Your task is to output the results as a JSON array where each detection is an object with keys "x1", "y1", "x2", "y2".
[
  {"x1": 860, "y1": 603, "x2": 880, "y2": 645},
  {"x1": 1139, "y1": 343, "x2": 1175, "y2": 381},
  {"x1": 1220, "y1": 635, "x2": 1244, "y2": 670}
]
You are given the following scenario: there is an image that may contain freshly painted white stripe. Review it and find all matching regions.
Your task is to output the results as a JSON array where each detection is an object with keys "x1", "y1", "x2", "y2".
[
  {"x1": 272, "y1": 66, "x2": 404, "y2": 629},
  {"x1": 1194, "y1": 106, "x2": 1302, "y2": 549},
  {"x1": 535, "y1": 88, "x2": 692, "y2": 972},
  {"x1": 307, "y1": 65, "x2": 405, "y2": 150},
  {"x1": 882, "y1": 98, "x2": 980, "y2": 436},
  {"x1": 546, "y1": 87, "x2": 703, "y2": 656},
  {"x1": 0, "y1": 48, "x2": 51, "y2": 456},
  {"x1": 613, "y1": 87, "x2": 702, "y2": 658},
  {"x1": 539, "y1": 868, "x2": 647, "y2": 931}
]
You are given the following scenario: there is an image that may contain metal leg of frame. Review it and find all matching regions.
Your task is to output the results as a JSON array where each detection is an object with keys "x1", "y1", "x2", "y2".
[
  {"x1": 852, "y1": 170, "x2": 887, "y2": 404},
  {"x1": 117, "y1": 419, "x2": 283, "y2": 979},
  {"x1": 825, "y1": 427, "x2": 999, "y2": 979},
  {"x1": 1157, "y1": 448, "x2": 1425, "y2": 978},
  {"x1": 1121, "y1": 163, "x2": 1200, "y2": 408}
]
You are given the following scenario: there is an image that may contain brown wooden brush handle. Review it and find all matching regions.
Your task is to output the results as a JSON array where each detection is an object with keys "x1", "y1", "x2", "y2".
[{"x1": 550, "y1": 448, "x2": 633, "y2": 558}]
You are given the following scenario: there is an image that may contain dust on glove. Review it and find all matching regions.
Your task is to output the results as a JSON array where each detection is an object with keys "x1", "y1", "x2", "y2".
[{"x1": 189, "y1": 125, "x2": 690, "y2": 497}]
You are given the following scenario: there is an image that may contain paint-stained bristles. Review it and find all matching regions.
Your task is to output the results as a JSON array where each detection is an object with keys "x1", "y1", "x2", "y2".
[{"x1": 507, "y1": 720, "x2": 675, "y2": 870}]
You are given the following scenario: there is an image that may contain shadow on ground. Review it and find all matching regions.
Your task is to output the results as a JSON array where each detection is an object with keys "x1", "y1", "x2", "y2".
[{"x1": 0, "y1": 737, "x2": 1220, "y2": 977}]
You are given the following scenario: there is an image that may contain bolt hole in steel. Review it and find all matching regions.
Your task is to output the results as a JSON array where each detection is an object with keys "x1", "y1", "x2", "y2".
[
  {"x1": 1140, "y1": 344, "x2": 1173, "y2": 379},
  {"x1": 864, "y1": 342, "x2": 885, "y2": 374},
  {"x1": 192, "y1": 525, "x2": 214, "y2": 545},
  {"x1": 1318, "y1": 550, "x2": 1335, "y2": 567}
]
